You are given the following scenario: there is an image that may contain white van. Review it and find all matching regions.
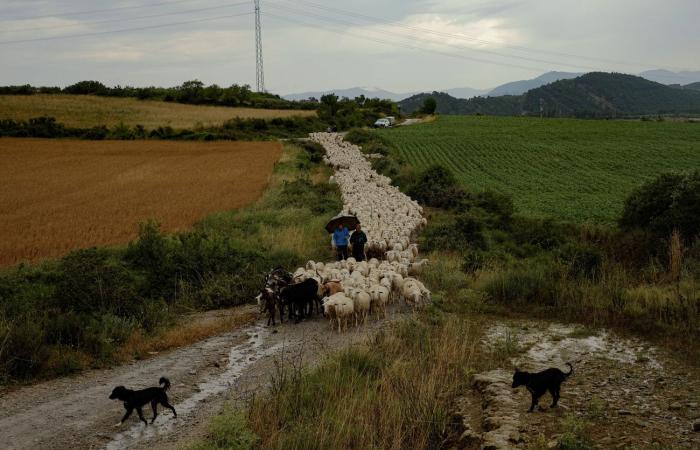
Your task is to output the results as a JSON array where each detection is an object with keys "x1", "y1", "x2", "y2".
[{"x1": 374, "y1": 118, "x2": 391, "y2": 128}]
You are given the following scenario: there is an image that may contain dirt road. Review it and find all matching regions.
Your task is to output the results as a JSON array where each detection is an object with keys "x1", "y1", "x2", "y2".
[{"x1": 0, "y1": 306, "x2": 398, "y2": 450}]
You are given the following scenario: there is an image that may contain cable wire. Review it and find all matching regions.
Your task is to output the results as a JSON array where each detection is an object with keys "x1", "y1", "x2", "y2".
[
  {"x1": 267, "y1": 2, "x2": 603, "y2": 72},
  {"x1": 5, "y1": 0, "x2": 200, "y2": 21},
  {"x1": 6, "y1": 1, "x2": 251, "y2": 33},
  {"x1": 0, "y1": 11, "x2": 253, "y2": 45},
  {"x1": 276, "y1": 0, "x2": 664, "y2": 70},
  {"x1": 264, "y1": 11, "x2": 548, "y2": 73}
]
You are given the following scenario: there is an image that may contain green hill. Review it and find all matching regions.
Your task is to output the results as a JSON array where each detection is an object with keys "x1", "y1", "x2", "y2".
[
  {"x1": 399, "y1": 73, "x2": 700, "y2": 118},
  {"x1": 684, "y1": 82, "x2": 700, "y2": 91}
]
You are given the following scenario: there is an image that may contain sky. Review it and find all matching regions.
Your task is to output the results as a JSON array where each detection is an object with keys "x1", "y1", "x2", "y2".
[{"x1": 1, "y1": 0, "x2": 699, "y2": 94}]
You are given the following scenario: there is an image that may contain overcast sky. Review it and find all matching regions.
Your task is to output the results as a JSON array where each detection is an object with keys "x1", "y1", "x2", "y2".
[{"x1": 1, "y1": 0, "x2": 698, "y2": 94}]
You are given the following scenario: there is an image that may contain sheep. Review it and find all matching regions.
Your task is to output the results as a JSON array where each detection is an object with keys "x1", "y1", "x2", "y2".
[
  {"x1": 350, "y1": 289, "x2": 371, "y2": 326},
  {"x1": 408, "y1": 259, "x2": 429, "y2": 276}
]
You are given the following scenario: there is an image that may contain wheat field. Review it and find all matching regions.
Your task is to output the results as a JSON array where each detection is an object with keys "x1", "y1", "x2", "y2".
[
  {"x1": 0, "y1": 94, "x2": 316, "y2": 129},
  {"x1": 0, "y1": 138, "x2": 283, "y2": 266}
]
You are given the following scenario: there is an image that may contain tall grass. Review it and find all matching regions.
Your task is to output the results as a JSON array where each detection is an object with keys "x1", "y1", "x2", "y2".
[{"x1": 244, "y1": 316, "x2": 480, "y2": 450}]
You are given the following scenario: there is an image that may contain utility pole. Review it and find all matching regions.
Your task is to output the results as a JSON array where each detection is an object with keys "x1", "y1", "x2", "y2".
[{"x1": 254, "y1": 0, "x2": 265, "y2": 92}]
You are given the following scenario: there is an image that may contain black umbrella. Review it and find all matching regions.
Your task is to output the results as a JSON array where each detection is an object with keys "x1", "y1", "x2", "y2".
[{"x1": 325, "y1": 213, "x2": 360, "y2": 234}]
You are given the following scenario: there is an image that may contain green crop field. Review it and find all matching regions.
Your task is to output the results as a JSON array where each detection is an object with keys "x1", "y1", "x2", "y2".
[{"x1": 379, "y1": 116, "x2": 700, "y2": 222}]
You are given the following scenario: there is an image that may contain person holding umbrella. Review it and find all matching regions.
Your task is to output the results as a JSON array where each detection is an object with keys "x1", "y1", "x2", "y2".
[
  {"x1": 350, "y1": 223, "x2": 367, "y2": 261},
  {"x1": 333, "y1": 223, "x2": 350, "y2": 260}
]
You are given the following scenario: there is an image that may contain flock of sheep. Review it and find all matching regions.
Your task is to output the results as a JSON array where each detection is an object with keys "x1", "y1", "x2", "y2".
[{"x1": 259, "y1": 132, "x2": 432, "y2": 332}]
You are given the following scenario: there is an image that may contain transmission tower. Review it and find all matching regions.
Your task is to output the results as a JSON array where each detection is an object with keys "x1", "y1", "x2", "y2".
[{"x1": 254, "y1": 0, "x2": 265, "y2": 92}]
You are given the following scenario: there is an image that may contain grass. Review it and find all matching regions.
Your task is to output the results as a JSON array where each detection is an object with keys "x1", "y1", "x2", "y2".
[
  {"x1": 0, "y1": 94, "x2": 316, "y2": 129},
  {"x1": 0, "y1": 138, "x2": 283, "y2": 267},
  {"x1": 244, "y1": 315, "x2": 482, "y2": 450},
  {"x1": 378, "y1": 115, "x2": 700, "y2": 222}
]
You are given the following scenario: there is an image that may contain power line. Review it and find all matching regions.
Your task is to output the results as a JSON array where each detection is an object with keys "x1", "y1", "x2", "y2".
[
  {"x1": 0, "y1": 11, "x2": 253, "y2": 45},
  {"x1": 275, "y1": 0, "x2": 662, "y2": 70},
  {"x1": 264, "y1": 11, "x2": 548, "y2": 73},
  {"x1": 266, "y1": 2, "x2": 603, "y2": 72},
  {"x1": 6, "y1": 1, "x2": 251, "y2": 33},
  {"x1": 5, "y1": 0, "x2": 200, "y2": 21}
]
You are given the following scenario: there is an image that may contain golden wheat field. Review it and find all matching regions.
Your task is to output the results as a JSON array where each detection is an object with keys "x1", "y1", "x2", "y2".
[
  {"x1": 0, "y1": 138, "x2": 283, "y2": 267},
  {"x1": 0, "y1": 94, "x2": 316, "y2": 129}
]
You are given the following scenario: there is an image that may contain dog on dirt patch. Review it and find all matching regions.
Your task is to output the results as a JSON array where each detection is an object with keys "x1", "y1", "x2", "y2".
[
  {"x1": 109, "y1": 377, "x2": 177, "y2": 426},
  {"x1": 512, "y1": 363, "x2": 573, "y2": 412}
]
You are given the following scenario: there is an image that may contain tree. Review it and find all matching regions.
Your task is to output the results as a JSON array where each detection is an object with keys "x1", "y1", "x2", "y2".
[
  {"x1": 619, "y1": 171, "x2": 700, "y2": 243},
  {"x1": 420, "y1": 96, "x2": 437, "y2": 114}
]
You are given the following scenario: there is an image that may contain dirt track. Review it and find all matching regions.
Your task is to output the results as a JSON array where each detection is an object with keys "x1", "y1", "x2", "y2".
[
  {"x1": 2, "y1": 312, "x2": 698, "y2": 449},
  {"x1": 0, "y1": 306, "x2": 398, "y2": 450}
]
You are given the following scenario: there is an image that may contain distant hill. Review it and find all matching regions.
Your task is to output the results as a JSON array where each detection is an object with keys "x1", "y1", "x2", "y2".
[
  {"x1": 639, "y1": 70, "x2": 700, "y2": 86},
  {"x1": 488, "y1": 71, "x2": 582, "y2": 96},
  {"x1": 683, "y1": 82, "x2": 700, "y2": 91},
  {"x1": 398, "y1": 72, "x2": 700, "y2": 117},
  {"x1": 398, "y1": 91, "x2": 522, "y2": 116},
  {"x1": 443, "y1": 87, "x2": 491, "y2": 99},
  {"x1": 523, "y1": 72, "x2": 700, "y2": 117},
  {"x1": 284, "y1": 87, "x2": 413, "y2": 102}
]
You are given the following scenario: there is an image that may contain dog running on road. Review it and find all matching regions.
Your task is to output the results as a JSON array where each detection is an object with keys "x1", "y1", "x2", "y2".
[{"x1": 109, "y1": 377, "x2": 177, "y2": 426}]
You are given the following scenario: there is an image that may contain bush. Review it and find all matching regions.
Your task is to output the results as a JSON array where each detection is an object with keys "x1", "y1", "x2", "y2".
[
  {"x1": 620, "y1": 171, "x2": 700, "y2": 244},
  {"x1": 421, "y1": 212, "x2": 488, "y2": 252},
  {"x1": 420, "y1": 97, "x2": 437, "y2": 114},
  {"x1": 482, "y1": 261, "x2": 562, "y2": 307},
  {"x1": 557, "y1": 242, "x2": 603, "y2": 280},
  {"x1": 407, "y1": 165, "x2": 468, "y2": 210}
]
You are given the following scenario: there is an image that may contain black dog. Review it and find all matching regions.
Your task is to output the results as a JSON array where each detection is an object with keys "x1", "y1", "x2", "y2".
[
  {"x1": 109, "y1": 377, "x2": 177, "y2": 426},
  {"x1": 512, "y1": 363, "x2": 573, "y2": 412}
]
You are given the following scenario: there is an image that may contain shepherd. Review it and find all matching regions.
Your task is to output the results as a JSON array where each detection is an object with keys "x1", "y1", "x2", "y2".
[
  {"x1": 333, "y1": 223, "x2": 350, "y2": 260},
  {"x1": 350, "y1": 223, "x2": 367, "y2": 261}
]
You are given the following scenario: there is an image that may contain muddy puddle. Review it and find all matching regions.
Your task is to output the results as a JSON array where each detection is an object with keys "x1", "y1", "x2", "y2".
[{"x1": 484, "y1": 322, "x2": 663, "y2": 370}]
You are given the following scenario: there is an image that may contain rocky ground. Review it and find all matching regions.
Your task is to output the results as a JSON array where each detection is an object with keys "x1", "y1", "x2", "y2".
[{"x1": 452, "y1": 321, "x2": 700, "y2": 449}]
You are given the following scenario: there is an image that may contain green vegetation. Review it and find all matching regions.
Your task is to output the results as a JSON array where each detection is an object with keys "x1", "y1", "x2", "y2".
[
  {"x1": 245, "y1": 315, "x2": 482, "y2": 449},
  {"x1": 399, "y1": 73, "x2": 700, "y2": 118},
  {"x1": 524, "y1": 72, "x2": 700, "y2": 117},
  {"x1": 187, "y1": 408, "x2": 259, "y2": 450},
  {"x1": 0, "y1": 80, "x2": 313, "y2": 110},
  {"x1": 0, "y1": 142, "x2": 340, "y2": 383},
  {"x1": 0, "y1": 115, "x2": 327, "y2": 141},
  {"x1": 377, "y1": 115, "x2": 700, "y2": 222}
]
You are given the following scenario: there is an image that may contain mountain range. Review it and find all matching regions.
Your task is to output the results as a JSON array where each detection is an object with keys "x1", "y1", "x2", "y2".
[
  {"x1": 284, "y1": 70, "x2": 700, "y2": 102},
  {"x1": 397, "y1": 72, "x2": 700, "y2": 118}
]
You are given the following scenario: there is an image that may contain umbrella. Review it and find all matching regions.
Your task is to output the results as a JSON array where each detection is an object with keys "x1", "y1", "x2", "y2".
[{"x1": 325, "y1": 213, "x2": 360, "y2": 234}]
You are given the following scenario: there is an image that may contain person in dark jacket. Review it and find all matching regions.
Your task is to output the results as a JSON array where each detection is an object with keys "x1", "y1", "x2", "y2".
[
  {"x1": 333, "y1": 223, "x2": 350, "y2": 260},
  {"x1": 349, "y1": 223, "x2": 367, "y2": 261}
]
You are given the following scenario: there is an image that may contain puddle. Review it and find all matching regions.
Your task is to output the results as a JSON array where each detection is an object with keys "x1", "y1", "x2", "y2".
[
  {"x1": 484, "y1": 322, "x2": 662, "y2": 370},
  {"x1": 105, "y1": 325, "x2": 284, "y2": 450}
]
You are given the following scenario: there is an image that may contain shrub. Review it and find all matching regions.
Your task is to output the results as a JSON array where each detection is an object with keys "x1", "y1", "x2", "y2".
[
  {"x1": 620, "y1": 171, "x2": 700, "y2": 244},
  {"x1": 421, "y1": 212, "x2": 488, "y2": 252},
  {"x1": 557, "y1": 242, "x2": 603, "y2": 280},
  {"x1": 482, "y1": 261, "x2": 562, "y2": 306},
  {"x1": 420, "y1": 97, "x2": 437, "y2": 114},
  {"x1": 407, "y1": 165, "x2": 468, "y2": 210},
  {"x1": 187, "y1": 408, "x2": 259, "y2": 450}
]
